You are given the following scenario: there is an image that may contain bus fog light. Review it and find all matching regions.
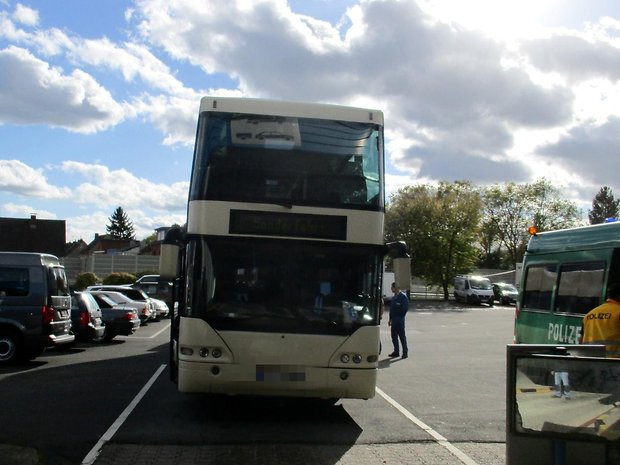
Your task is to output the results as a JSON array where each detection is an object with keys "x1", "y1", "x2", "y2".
[
  {"x1": 352, "y1": 354, "x2": 362, "y2": 364},
  {"x1": 199, "y1": 348, "x2": 209, "y2": 358},
  {"x1": 340, "y1": 354, "x2": 350, "y2": 363},
  {"x1": 340, "y1": 371, "x2": 349, "y2": 381},
  {"x1": 211, "y1": 366, "x2": 220, "y2": 375},
  {"x1": 211, "y1": 348, "x2": 222, "y2": 358},
  {"x1": 180, "y1": 347, "x2": 194, "y2": 356}
]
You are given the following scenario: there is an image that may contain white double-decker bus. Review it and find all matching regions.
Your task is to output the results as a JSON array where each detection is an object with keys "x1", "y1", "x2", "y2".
[{"x1": 161, "y1": 97, "x2": 407, "y2": 401}]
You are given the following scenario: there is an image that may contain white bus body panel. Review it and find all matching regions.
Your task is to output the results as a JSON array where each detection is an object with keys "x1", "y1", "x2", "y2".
[
  {"x1": 187, "y1": 200, "x2": 384, "y2": 245},
  {"x1": 177, "y1": 317, "x2": 379, "y2": 399}
]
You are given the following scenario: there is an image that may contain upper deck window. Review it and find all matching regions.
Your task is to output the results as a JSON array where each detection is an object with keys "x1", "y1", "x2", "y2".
[{"x1": 189, "y1": 112, "x2": 383, "y2": 210}]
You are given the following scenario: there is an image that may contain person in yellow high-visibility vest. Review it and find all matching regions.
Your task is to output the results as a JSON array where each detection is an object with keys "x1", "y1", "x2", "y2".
[{"x1": 582, "y1": 282, "x2": 620, "y2": 358}]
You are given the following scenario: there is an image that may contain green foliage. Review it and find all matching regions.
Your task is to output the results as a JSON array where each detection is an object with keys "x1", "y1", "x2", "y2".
[
  {"x1": 73, "y1": 272, "x2": 100, "y2": 290},
  {"x1": 103, "y1": 272, "x2": 136, "y2": 285},
  {"x1": 385, "y1": 181, "x2": 482, "y2": 299},
  {"x1": 482, "y1": 179, "x2": 582, "y2": 269},
  {"x1": 385, "y1": 178, "x2": 583, "y2": 298},
  {"x1": 589, "y1": 186, "x2": 620, "y2": 225},
  {"x1": 106, "y1": 206, "x2": 135, "y2": 240}
]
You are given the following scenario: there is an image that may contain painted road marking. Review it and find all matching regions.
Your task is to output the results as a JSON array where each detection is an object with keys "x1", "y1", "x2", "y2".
[
  {"x1": 376, "y1": 386, "x2": 480, "y2": 465},
  {"x1": 82, "y1": 364, "x2": 167, "y2": 465}
]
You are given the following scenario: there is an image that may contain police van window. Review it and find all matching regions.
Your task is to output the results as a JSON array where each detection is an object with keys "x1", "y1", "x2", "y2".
[
  {"x1": 607, "y1": 249, "x2": 620, "y2": 289},
  {"x1": 522, "y1": 264, "x2": 557, "y2": 310},
  {"x1": 555, "y1": 262, "x2": 605, "y2": 315}
]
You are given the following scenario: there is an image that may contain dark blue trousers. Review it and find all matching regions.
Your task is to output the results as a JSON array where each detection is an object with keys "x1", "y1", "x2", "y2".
[{"x1": 390, "y1": 318, "x2": 408, "y2": 355}]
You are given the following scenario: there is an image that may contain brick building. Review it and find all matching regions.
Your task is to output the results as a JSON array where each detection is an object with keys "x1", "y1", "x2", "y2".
[{"x1": 0, "y1": 215, "x2": 66, "y2": 257}]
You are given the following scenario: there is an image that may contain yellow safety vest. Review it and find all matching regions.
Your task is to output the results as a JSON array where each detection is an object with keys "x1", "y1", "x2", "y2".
[{"x1": 582, "y1": 299, "x2": 620, "y2": 358}]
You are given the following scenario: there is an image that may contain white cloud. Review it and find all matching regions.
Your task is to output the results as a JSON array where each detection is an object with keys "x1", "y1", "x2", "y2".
[
  {"x1": 60, "y1": 161, "x2": 188, "y2": 212},
  {"x1": 131, "y1": 0, "x2": 576, "y2": 186},
  {"x1": 2, "y1": 0, "x2": 620, "y2": 239},
  {"x1": 12, "y1": 4, "x2": 38, "y2": 27},
  {"x1": 0, "y1": 46, "x2": 126, "y2": 132},
  {"x1": 2, "y1": 202, "x2": 56, "y2": 219},
  {"x1": 0, "y1": 159, "x2": 71, "y2": 199}
]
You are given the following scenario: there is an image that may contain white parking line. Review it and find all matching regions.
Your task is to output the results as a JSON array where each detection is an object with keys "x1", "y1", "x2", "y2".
[
  {"x1": 376, "y1": 386, "x2": 480, "y2": 465},
  {"x1": 82, "y1": 364, "x2": 167, "y2": 465},
  {"x1": 130, "y1": 321, "x2": 171, "y2": 339}
]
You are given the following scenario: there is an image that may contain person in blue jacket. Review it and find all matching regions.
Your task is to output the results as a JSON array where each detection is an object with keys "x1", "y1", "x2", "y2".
[{"x1": 388, "y1": 282, "x2": 409, "y2": 359}]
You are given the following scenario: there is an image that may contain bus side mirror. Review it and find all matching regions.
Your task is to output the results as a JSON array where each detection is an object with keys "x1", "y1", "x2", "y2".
[
  {"x1": 393, "y1": 257, "x2": 411, "y2": 292},
  {"x1": 386, "y1": 241, "x2": 411, "y2": 292},
  {"x1": 159, "y1": 227, "x2": 185, "y2": 280}
]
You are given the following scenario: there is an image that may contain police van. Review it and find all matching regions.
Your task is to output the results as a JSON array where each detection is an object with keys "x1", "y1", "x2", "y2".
[
  {"x1": 453, "y1": 275, "x2": 494, "y2": 306},
  {"x1": 0, "y1": 252, "x2": 74, "y2": 363}
]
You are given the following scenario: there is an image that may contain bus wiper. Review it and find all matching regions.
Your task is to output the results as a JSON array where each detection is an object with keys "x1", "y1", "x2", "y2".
[{"x1": 269, "y1": 200, "x2": 293, "y2": 209}]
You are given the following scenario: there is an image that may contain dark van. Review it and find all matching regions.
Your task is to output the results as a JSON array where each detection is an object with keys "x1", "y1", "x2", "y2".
[{"x1": 0, "y1": 252, "x2": 74, "y2": 363}]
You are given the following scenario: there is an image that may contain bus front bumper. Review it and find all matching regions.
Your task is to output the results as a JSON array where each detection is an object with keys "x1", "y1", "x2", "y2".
[{"x1": 177, "y1": 360, "x2": 377, "y2": 400}]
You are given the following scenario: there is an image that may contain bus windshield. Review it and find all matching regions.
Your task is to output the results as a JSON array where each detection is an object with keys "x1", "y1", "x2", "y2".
[
  {"x1": 189, "y1": 112, "x2": 383, "y2": 210},
  {"x1": 184, "y1": 237, "x2": 382, "y2": 336}
]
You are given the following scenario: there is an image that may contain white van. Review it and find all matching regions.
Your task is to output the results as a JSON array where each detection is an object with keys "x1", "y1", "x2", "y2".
[{"x1": 453, "y1": 275, "x2": 494, "y2": 306}]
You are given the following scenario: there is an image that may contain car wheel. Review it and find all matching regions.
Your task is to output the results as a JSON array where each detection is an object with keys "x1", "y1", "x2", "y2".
[
  {"x1": 103, "y1": 329, "x2": 116, "y2": 342},
  {"x1": 0, "y1": 332, "x2": 19, "y2": 364},
  {"x1": 93, "y1": 327, "x2": 116, "y2": 342}
]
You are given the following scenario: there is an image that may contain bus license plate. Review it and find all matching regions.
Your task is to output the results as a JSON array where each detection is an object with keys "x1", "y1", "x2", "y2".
[{"x1": 256, "y1": 365, "x2": 306, "y2": 382}]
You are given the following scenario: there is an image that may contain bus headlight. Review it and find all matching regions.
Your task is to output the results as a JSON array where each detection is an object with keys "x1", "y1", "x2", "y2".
[
  {"x1": 352, "y1": 354, "x2": 363, "y2": 364},
  {"x1": 211, "y1": 348, "x2": 222, "y2": 358},
  {"x1": 199, "y1": 348, "x2": 209, "y2": 358},
  {"x1": 340, "y1": 354, "x2": 350, "y2": 363}
]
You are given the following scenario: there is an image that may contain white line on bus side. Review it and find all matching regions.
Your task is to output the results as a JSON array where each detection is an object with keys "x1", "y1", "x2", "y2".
[
  {"x1": 375, "y1": 386, "x2": 480, "y2": 465},
  {"x1": 81, "y1": 364, "x2": 167, "y2": 465}
]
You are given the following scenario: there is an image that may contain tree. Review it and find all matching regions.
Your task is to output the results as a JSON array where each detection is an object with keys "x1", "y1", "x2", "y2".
[
  {"x1": 483, "y1": 179, "x2": 581, "y2": 269},
  {"x1": 73, "y1": 272, "x2": 100, "y2": 290},
  {"x1": 385, "y1": 181, "x2": 482, "y2": 300},
  {"x1": 589, "y1": 186, "x2": 620, "y2": 224},
  {"x1": 103, "y1": 272, "x2": 136, "y2": 285},
  {"x1": 106, "y1": 206, "x2": 135, "y2": 240},
  {"x1": 528, "y1": 178, "x2": 581, "y2": 232},
  {"x1": 483, "y1": 182, "x2": 530, "y2": 270}
]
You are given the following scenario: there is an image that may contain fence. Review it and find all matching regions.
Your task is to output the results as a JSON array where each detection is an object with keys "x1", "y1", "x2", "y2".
[{"x1": 61, "y1": 255, "x2": 160, "y2": 283}]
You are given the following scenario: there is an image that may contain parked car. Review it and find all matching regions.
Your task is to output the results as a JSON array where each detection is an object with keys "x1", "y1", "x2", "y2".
[
  {"x1": 0, "y1": 252, "x2": 74, "y2": 363},
  {"x1": 70, "y1": 292, "x2": 106, "y2": 342},
  {"x1": 86, "y1": 293, "x2": 141, "y2": 341},
  {"x1": 453, "y1": 275, "x2": 494, "y2": 306},
  {"x1": 493, "y1": 282, "x2": 519, "y2": 305},
  {"x1": 87, "y1": 285, "x2": 157, "y2": 322},
  {"x1": 149, "y1": 297, "x2": 170, "y2": 319},
  {"x1": 86, "y1": 289, "x2": 154, "y2": 324},
  {"x1": 132, "y1": 275, "x2": 174, "y2": 315}
]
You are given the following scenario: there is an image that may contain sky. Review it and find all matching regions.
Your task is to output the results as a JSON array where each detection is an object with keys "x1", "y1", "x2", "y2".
[{"x1": 2, "y1": 0, "x2": 620, "y2": 242}]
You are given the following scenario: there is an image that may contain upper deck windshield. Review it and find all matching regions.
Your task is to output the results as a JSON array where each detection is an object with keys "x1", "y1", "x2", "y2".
[
  {"x1": 189, "y1": 112, "x2": 383, "y2": 210},
  {"x1": 184, "y1": 237, "x2": 383, "y2": 335}
]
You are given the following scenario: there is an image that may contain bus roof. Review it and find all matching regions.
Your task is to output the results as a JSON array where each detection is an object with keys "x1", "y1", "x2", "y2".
[
  {"x1": 526, "y1": 221, "x2": 620, "y2": 254},
  {"x1": 199, "y1": 96, "x2": 384, "y2": 125}
]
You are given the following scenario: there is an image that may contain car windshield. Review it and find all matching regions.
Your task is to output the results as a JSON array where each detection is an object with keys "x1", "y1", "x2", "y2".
[
  {"x1": 116, "y1": 288, "x2": 148, "y2": 301},
  {"x1": 470, "y1": 279, "x2": 492, "y2": 290},
  {"x1": 90, "y1": 294, "x2": 116, "y2": 308}
]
